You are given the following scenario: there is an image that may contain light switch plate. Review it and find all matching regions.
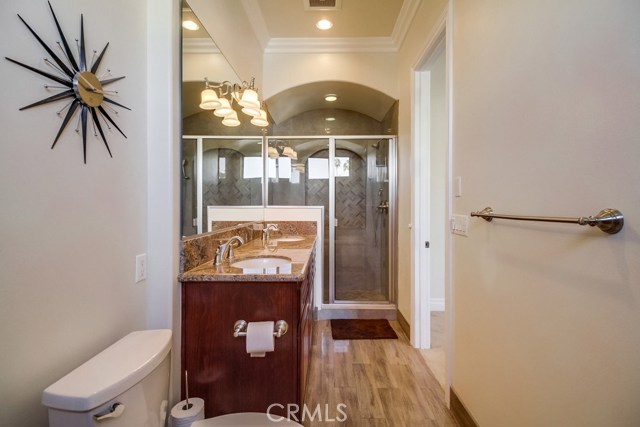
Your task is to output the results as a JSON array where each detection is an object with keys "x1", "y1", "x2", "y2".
[
  {"x1": 135, "y1": 254, "x2": 147, "y2": 283},
  {"x1": 451, "y1": 214, "x2": 469, "y2": 236}
]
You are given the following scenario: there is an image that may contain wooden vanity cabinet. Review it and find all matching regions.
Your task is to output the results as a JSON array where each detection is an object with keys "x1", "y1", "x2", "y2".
[{"x1": 181, "y1": 250, "x2": 315, "y2": 418}]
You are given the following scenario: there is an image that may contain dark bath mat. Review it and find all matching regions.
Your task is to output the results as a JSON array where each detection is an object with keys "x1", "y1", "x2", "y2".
[{"x1": 330, "y1": 319, "x2": 398, "y2": 340}]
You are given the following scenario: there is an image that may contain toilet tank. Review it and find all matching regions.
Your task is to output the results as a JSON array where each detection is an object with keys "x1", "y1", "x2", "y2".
[{"x1": 42, "y1": 329, "x2": 172, "y2": 427}]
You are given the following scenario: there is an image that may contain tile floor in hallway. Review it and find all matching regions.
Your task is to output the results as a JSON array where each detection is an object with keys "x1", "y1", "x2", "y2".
[
  {"x1": 303, "y1": 319, "x2": 460, "y2": 427},
  {"x1": 420, "y1": 312, "x2": 447, "y2": 390}
]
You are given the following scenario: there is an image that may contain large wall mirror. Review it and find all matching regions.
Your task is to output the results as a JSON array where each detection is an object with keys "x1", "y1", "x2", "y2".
[{"x1": 181, "y1": 1, "x2": 264, "y2": 237}]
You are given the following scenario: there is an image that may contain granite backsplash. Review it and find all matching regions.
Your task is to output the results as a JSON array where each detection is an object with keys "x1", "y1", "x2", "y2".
[{"x1": 180, "y1": 220, "x2": 317, "y2": 273}]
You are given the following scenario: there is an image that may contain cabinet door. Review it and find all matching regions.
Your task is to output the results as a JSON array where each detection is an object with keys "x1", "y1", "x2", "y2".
[{"x1": 182, "y1": 281, "x2": 297, "y2": 417}]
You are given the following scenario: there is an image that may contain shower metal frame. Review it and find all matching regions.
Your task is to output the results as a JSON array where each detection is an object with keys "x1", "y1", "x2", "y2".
[
  {"x1": 181, "y1": 134, "x2": 398, "y2": 307},
  {"x1": 265, "y1": 135, "x2": 398, "y2": 307}
]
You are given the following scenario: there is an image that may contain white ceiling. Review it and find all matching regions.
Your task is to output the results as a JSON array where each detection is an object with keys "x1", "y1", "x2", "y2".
[
  {"x1": 255, "y1": 0, "x2": 403, "y2": 38},
  {"x1": 241, "y1": 0, "x2": 420, "y2": 53}
]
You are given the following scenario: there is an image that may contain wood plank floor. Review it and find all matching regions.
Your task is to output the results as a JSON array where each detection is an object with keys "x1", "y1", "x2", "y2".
[{"x1": 303, "y1": 320, "x2": 461, "y2": 427}]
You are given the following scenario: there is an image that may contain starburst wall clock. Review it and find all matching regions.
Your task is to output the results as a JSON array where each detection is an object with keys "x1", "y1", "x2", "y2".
[{"x1": 5, "y1": 2, "x2": 128, "y2": 163}]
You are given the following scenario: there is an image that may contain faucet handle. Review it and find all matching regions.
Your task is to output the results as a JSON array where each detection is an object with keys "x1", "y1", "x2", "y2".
[{"x1": 213, "y1": 245, "x2": 222, "y2": 266}]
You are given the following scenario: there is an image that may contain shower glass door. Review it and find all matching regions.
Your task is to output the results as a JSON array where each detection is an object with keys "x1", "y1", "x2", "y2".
[{"x1": 332, "y1": 138, "x2": 392, "y2": 303}]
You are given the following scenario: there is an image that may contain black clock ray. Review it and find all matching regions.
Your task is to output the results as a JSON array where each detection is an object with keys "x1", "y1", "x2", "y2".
[
  {"x1": 19, "y1": 89, "x2": 74, "y2": 111},
  {"x1": 91, "y1": 43, "x2": 109, "y2": 75},
  {"x1": 4, "y1": 57, "x2": 72, "y2": 87},
  {"x1": 90, "y1": 107, "x2": 112, "y2": 157},
  {"x1": 80, "y1": 106, "x2": 88, "y2": 164},
  {"x1": 79, "y1": 15, "x2": 86, "y2": 72},
  {"x1": 97, "y1": 106, "x2": 127, "y2": 138},
  {"x1": 5, "y1": 1, "x2": 128, "y2": 163},
  {"x1": 48, "y1": 1, "x2": 79, "y2": 72},
  {"x1": 16, "y1": 14, "x2": 74, "y2": 78},
  {"x1": 52, "y1": 100, "x2": 80, "y2": 149}
]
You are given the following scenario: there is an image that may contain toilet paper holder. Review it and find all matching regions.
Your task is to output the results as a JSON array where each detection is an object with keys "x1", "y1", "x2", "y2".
[{"x1": 233, "y1": 320, "x2": 288, "y2": 338}]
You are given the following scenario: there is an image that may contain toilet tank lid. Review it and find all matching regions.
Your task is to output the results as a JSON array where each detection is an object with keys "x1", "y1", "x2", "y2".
[{"x1": 42, "y1": 329, "x2": 172, "y2": 412}]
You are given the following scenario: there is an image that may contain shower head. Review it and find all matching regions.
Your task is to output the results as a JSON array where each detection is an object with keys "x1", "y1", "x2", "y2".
[{"x1": 372, "y1": 139, "x2": 385, "y2": 150}]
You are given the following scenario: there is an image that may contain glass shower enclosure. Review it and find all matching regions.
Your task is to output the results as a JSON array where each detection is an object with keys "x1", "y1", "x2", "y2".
[
  {"x1": 181, "y1": 135, "x2": 396, "y2": 305},
  {"x1": 267, "y1": 136, "x2": 396, "y2": 305}
]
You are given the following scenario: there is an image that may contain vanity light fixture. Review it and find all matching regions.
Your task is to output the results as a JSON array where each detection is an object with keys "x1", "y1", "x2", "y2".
[
  {"x1": 199, "y1": 77, "x2": 270, "y2": 127},
  {"x1": 213, "y1": 98, "x2": 233, "y2": 117},
  {"x1": 221, "y1": 111, "x2": 241, "y2": 127},
  {"x1": 251, "y1": 109, "x2": 269, "y2": 127},
  {"x1": 324, "y1": 93, "x2": 338, "y2": 102},
  {"x1": 316, "y1": 19, "x2": 333, "y2": 30},
  {"x1": 269, "y1": 141, "x2": 299, "y2": 160}
]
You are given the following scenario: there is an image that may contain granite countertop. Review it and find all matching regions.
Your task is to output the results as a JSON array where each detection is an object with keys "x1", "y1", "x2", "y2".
[{"x1": 178, "y1": 235, "x2": 317, "y2": 282}]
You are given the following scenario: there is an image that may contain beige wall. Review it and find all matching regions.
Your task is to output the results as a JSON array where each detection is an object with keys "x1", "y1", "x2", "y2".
[
  {"x1": 451, "y1": 0, "x2": 640, "y2": 425},
  {"x1": 0, "y1": 1, "x2": 178, "y2": 425},
  {"x1": 395, "y1": 0, "x2": 448, "y2": 323}
]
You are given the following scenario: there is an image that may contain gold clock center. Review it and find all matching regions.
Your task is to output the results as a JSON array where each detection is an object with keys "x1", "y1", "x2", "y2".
[{"x1": 73, "y1": 71, "x2": 104, "y2": 107}]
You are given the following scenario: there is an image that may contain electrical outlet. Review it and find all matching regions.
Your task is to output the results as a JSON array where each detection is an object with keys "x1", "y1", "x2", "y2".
[{"x1": 135, "y1": 254, "x2": 147, "y2": 283}]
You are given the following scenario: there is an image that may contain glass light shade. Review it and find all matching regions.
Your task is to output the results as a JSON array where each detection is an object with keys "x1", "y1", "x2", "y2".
[
  {"x1": 268, "y1": 147, "x2": 279, "y2": 159},
  {"x1": 250, "y1": 110, "x2": 269, "y2": 127},
  {"x1": 213, "y1": 98, "x2": 234, "y2": 117},
  {"x1": 241, "y1": 106, "x2": 261, "y2": 117},
  {"x1": 238, "y1": 88, "x2": 260, "y2": 109},
  {"x1": 199, "y1": 89, "x2": 221, "y2": 110},
  {"x1": 221, "y1": 111, "x2": 240, "y2": 127}
]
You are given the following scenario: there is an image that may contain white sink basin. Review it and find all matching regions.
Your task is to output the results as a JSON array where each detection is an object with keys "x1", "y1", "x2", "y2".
[
  {"x1": 231, "y1": 256, "x2": 292, "y2": 274},
  {"x1": 232, "y1": 257, "x2": 291, "y2": 268},
  {"x1": 273, "y1": 235, "x2": 305, "y2": 242}
]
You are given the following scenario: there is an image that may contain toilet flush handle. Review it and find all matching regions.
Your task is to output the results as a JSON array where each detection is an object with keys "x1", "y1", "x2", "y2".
[{"x1": 93, "y1": 402, "x2": 125, "y2": 422}]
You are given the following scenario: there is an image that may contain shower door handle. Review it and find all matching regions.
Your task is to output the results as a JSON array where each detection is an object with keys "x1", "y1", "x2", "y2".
[{"x1": 333, "y1": 218, "x2": 339, "y2": 227}]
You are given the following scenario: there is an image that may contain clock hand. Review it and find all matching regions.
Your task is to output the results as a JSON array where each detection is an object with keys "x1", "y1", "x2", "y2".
[{"x1": 77, "y1": 73, "x2": 105, "y2": 94}]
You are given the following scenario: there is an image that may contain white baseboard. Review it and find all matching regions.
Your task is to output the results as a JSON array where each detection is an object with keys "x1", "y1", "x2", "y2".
[{"x1": 430, "y1": 298, "x2": 445, "y2": 311}]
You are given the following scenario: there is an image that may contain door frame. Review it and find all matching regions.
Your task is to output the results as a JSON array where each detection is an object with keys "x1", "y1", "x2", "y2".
[{"x1": 410, "y1": 7, "x2": 450, "y2": 347}]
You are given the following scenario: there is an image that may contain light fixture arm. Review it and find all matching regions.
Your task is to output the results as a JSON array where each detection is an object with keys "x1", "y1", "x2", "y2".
[{"x1": 199, "y1": 76, "x2": 267, "y2": 127}]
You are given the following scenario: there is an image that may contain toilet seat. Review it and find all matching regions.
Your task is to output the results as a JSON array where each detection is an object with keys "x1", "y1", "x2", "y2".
[{"x1": 192, "y1": 412, "x2": 303, "y2": 426}]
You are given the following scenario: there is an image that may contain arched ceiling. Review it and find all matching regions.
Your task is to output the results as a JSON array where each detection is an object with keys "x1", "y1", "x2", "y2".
[{"x1": 265, "y1": 81, "x2": 396, "y2": 124}]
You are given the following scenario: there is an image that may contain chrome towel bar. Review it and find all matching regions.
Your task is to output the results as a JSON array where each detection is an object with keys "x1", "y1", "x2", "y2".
[
  {"x1": 470, "y1": 207, "x2": 624, "y2": 234},
  {"x1": 233, "y1": 320, "x2": 289, "y2": 338}
]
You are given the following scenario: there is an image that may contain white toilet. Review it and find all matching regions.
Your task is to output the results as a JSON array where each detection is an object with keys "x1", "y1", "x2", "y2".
[{"x1": 42, "y1": 329, "x2": 302, "y2": 427}]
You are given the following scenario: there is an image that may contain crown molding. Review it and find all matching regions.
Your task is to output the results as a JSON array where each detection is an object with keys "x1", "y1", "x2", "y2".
[
  {"x1": 264, "y1": 37, "x2": 398, "y2": 54},
  {"x1": 182, "y1": 38, "x2": 220, "y2": 54},
  {"x1": 391, "y1": 0, "x2": 422, "y2": 49}
]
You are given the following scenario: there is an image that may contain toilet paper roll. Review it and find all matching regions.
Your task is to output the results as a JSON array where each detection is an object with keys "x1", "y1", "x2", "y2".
[
  {"x1": 170, "y1": 397, "x2": 204, "y2": 427},
  {"x1": 246, "y1": 321, "x2": 275, "y2": 357}
]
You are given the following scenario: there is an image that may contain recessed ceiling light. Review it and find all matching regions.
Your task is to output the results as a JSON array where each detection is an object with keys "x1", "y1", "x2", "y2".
[
  {"x1": 324, "y1": 94, "x2": 338, "y2": 102},
  {"x1": 316, "y1": 19, "x2": 333, "y2": 30},
  {"x1": 182, "y1": 20, "x2": 199, "y2": 31}
]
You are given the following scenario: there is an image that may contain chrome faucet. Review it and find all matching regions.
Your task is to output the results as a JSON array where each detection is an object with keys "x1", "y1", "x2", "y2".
[
  {"x1": 214, "y1": 235, "x2": 245, "y2": 265},
  {"x1": 262, "y1": 223, "x2": 279, "y2": 246}
]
